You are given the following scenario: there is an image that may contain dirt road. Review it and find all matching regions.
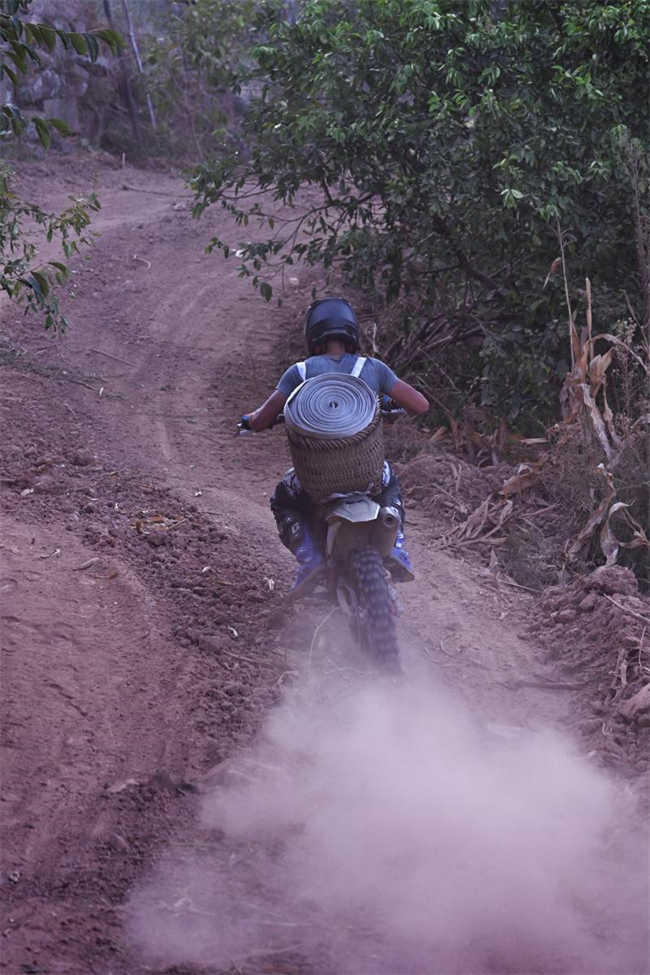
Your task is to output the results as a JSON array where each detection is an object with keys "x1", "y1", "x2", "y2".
[{"x1": 1, "y1": 156, "x2": 647, "y2": 974}]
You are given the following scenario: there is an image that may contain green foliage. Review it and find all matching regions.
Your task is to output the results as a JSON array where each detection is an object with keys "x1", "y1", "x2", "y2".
[
  {"x1": 173, "y1": 0, "x2": 258, "y2": 88},
  {"x1": 0, "y1": 0, "x2": 121, "y2": 330},
  {"x1": 141, "y1": 0, "x2": 262, "y2": 161},
  {"x1": 479, "y1": 320, "x2": 568, "y2": 432},
  {"x1": 0, "y1": 165, "x2": 100, "y2": 331},
  {"x1": 193, "y1": 0, "x2": 649, "y2": 429}
]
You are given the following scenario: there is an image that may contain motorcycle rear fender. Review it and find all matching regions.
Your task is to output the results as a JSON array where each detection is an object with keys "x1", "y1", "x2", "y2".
[
  {"x1": 325, "y1": 498, "x2": 397, "y2": 560},
  {"x1": 325, "y1": 497, "x2": 381, "y2": 525}
]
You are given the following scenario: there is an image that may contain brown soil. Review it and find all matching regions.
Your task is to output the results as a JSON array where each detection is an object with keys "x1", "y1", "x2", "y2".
[{"x1": 1, "y1": 154, "x2": 648, "y2": 975}]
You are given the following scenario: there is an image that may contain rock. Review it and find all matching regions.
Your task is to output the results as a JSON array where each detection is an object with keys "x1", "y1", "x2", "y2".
[
  {"x1": 198, "y1": 635, "x2": 221, "y2": 653},
  {"x1": 148, "y1": 771, "x2": 177, "y2": 793},
  {"x1": 585, "y1": 566, "x2": 638, "y2": 596},
  {"x1": 146, "y1": 532, "x2": 167, "y2": 547},
  {"x1": 578, "y1": 593, "x2": 598, "y2": 612},
  {"x1": 17, "y1": 66, "x2": 60, "y2": 103},
  {"x1": 106, "y1": 777, "x2": 139, "y2": 794},
  {"x1": 541, "y1": 585, "x2": 564, "y2": 610},
  {"x1": 622, "y1": 634, "x2": 641, "y2": 649},
  {"x1": 618, "y1": 684, "x2": 650, "y2": 721},
  {"x1": 84, "y1": 525, "x2": 104, "y2": 544},
  {"x1": 70, "y1": 451, "x2": 93, "y2": 467},
  {"x1": 33, "y1": 474, "x2": 61, "y2": 495},
  {"x1": 556, "y1": 608, "x2": 577, "y2": 623}
]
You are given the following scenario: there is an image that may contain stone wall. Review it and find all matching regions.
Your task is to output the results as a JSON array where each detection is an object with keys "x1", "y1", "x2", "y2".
[{"x1": 9, "y1": 1, "x2": 122, "y2": 145}]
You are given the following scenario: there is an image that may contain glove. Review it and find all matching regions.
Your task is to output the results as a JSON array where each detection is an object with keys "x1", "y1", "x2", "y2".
[{"x1": 238, "y1": 413, "x2": 252, "y2": 431}]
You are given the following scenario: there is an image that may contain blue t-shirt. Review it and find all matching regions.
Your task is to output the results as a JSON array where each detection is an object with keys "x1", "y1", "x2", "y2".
[{"x1": 276, "y1": 353, "x2": 397, "y2": 398}]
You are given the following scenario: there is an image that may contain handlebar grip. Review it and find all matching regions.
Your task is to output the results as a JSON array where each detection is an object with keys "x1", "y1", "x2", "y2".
[{"x1": 237, "y1": 412, "x2": 285, "y2": 434}]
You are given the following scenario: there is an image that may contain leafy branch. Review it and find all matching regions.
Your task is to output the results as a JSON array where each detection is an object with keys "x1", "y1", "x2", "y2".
[
  {"x1": 192, "y1": 0, "x2": 649, "y2": 430},
  {"x1": 0, "y1": 0, "x2": 122, "y2": 330}
]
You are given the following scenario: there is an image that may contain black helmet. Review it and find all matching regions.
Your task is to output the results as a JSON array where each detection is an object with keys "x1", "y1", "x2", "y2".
[{"x1": 304, "y1": 297, "x2": 360, "y2": 355}]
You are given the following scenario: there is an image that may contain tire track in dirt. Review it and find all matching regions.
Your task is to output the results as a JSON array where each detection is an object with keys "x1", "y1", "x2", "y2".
[{"x1": 0, "y1": 516, "x2": 193, "y2": 972}]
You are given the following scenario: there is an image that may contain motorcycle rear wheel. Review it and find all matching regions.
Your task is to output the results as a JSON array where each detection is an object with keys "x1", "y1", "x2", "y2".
[{"x1": 351, "y1": 546, "x2": 400, "y2": 669}]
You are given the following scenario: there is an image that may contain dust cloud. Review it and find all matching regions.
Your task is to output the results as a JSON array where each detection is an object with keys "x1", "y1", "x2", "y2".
[{"x1": 128, "y1": 664, "x2": 648, "y2": 974}]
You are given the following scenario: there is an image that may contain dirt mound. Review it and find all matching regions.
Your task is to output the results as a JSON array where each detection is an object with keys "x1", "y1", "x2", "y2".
[
  {"x1": 395, "y1": 444, "x2": 559, "y2": 584},
  {"x1": 396, "y1": 447, "x2": 503, "y2": 532},
  {"x1": 1, "y1": 370, "x2": 282, "y2": 683},
  {"x1": 395, "y1": 443, "x2": 650, "y2": 778},
  {"x1": 528, "y1": 566, "x2": 649, "y2": 773}
]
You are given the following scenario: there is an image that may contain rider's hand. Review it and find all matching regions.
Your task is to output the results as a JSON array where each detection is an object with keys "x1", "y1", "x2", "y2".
[{"x1": 380, "y1": 395, "x2": 405, "y2": 421}]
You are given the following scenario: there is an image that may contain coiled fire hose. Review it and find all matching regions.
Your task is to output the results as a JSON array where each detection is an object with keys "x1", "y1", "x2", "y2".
[{"x1": 284, "y1": 373, "x2": 378, "y2": 439}]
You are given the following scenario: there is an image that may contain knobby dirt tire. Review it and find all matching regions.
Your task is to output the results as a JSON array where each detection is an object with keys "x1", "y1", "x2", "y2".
[{"x1": 351, "y1": 546, "x2": 400, "y2": 667}]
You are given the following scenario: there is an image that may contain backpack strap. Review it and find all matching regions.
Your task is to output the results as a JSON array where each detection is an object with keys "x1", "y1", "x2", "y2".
[
  {"x1": 350, "y1": 355, "x2": 367, "y2": 378},
  {"x1": 285, "y1": 361, "x2": 307, "y2": 407}
]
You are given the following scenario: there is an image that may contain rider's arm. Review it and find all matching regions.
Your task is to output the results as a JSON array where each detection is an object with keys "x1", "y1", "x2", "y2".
[
  {"x1": 242, "y1": 362, "x2": 301, "y2": 431},
  {"x1": 387, "y1": 379, "x2": 429, "y2": 415},
  {"x1": 246, "y1": 390, "x2": 287, "y2": 431},
  {"x1": 372, "y1": 358, "x2": 429, "y2": 416}
]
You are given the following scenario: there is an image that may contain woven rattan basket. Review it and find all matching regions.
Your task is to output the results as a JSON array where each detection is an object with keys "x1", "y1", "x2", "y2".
[{"x1": 287, "y1": 410, "x2": 384, "y2": 502}]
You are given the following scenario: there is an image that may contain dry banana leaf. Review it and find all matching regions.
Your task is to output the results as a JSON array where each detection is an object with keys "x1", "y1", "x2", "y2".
[
  {"x1": 577, "y1": 383, "x2": 614, "y2": 462},
  {"x1": 600, "y1": 501, "x2": 650, "y2": 566},
  {"x1": 566, "y1": 467, "x2": 616, "y2": 561},
  {"x1": 500, "y1": 463, "x2": 539, "y2": 497}
]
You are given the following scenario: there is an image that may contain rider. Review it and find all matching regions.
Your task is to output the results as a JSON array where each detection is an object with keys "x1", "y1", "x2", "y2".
[{"x1": 240, "y1": 297, "x2": 429, "y2": 588}]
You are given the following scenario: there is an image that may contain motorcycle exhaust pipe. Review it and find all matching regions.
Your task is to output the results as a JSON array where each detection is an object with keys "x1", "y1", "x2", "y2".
[{"x1": 379, "y1": 506, "x2": 400, "y2": 530}]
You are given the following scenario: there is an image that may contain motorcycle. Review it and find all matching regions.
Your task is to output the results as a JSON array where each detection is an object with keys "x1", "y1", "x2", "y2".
[{"x1": 239, "y1": 409, "x2": 406, "y2": 670}]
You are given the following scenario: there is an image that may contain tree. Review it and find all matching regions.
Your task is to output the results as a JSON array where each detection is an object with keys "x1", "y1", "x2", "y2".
[
  {"x1": 142, "y1": 0, "x2": 262, "y2": 162},
  {"x1": 1, "y1": 0, "x2": 121, "y2": 330},
  {"x1": 193, "y1": 0, "x2": 649, "y2": 429}
]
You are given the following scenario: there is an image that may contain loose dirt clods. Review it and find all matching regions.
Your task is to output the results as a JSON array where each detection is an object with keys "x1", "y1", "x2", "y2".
[{"x1": 527, "y1": 566, "x2": 650, "y2": 775}]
